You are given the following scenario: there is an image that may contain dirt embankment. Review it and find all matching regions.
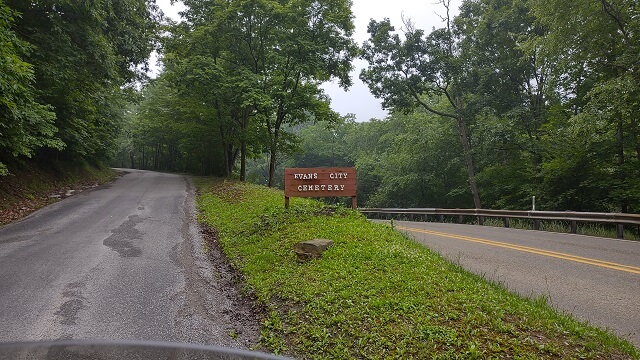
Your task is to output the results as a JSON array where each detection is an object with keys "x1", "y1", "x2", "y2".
[{"x1": 0, "y1": 161, "x2": 119, "y2": 226}]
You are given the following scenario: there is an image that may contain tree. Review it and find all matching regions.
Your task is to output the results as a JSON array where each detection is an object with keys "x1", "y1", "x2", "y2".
[
  {"x1": 340, "y1": 110, "x2": 468, "y2": 208},
  {"x1": 162, "y1": 8, "x2": 266, "y2": 179},
  {"x1": 0, "y1": 2, "x2": 61, "y2": 175},
  {"x1": 5, "y1": 0, "x2": 161, "y2": 163},
  {"x1": 169, "y1": 0, "x2": 358, "y2": 186},
  {"x1": 453, "y1": 0, "x2": 553, "y2": 209},
  {"x1": 533, "y1": 0, "x2": 640, "y2": 212},
  {"x1": 360, "y1": 1, "x2": 483, "y2": 208},
  {"x1": 294, "y1": 116, "x2": 356, "y2": 168},
  {"x1": 243, "y1": 0, "x2": 358, "y2": 187}
]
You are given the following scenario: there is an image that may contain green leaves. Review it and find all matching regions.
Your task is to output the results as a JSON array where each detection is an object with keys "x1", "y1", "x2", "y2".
[
  {"x1": 129, "y1": 0, "x2": 358, "y2": 182},
  {"x1": 0, "y1": 2, "x2": 61, "y2": 172},
  {"x1": 1, "y1": 0, "x2": 160, "y2": 173},
  {"x1": 530, "y1": 0, "x2": 640, "y2": 212}
]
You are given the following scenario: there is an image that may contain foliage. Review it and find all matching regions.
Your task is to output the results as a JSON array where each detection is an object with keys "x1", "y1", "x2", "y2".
[
  {"x1": 196, "y1": 178, "x2": 639, "y2": 359},
  {"x1": 121, "y1": 0, "x2": 359, "y2": 183},
  {"x1": 0, "y1": 2, "x2": 62, "y2": 174},
  {"x1": 360, "y1": 3, "x2": 483, "y2": 208},
  {"x1": 104, "y1": 0, "x2": 640, "y2": 214},
  {"x1": 340, "y1": 110, "x2": 470, "y2": 208},
  {"x1": 532, "y1": 0, "x2": 640, "y2": 212},
  {"x1": 293, "y1": 117, "x2": 356, "y2": 169},
  {"x1": 2, "y1": 0, "x2": 160, "y2": 174},
  {"x1": 338, "y1": 0, "x2": 640, "y2": 213}
]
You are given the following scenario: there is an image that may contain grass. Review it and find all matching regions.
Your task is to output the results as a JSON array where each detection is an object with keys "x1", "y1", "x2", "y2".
[{"x1": 195, "y1": 178, "x2": 639, "y2": 359}]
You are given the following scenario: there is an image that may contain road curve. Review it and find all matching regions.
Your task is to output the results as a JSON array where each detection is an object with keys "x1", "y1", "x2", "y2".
[
  {"x1": 378, "y1": 220, "x2": 640, "y2": 348},
  {"x1": 0, "y1": 169, "x2": 258, "y2": 347}
]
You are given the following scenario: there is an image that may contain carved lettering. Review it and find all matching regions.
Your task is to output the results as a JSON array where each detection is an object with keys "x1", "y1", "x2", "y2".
[
  {"x1": 294, "y1": 173, "x2": 318, "y2": 180},
  {"x1": 294, "y1": 184, "x2": 348, "y2": 192}
]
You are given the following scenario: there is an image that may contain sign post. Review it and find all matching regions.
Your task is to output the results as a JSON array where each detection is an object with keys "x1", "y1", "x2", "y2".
[{"x1": 284, "y1": 167, "x2": 357, "y2": 209}]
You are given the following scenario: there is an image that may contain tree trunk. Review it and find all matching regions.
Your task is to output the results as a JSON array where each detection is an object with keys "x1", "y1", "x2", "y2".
[
  {"x1": 456, "y1": 117, "x2": 482, "y2": 209},
  {"x1": 632, "y1": 115, "x2": 640, "y2": 162},
  {"x1": 240, "y1": 141, "x2": 247, "y2": 181},
  {"x1": 228, "y1": 144, "x2": 239, "y2": 176},
  {"x1": 267, "y1": 127, "x2": 280, "y2": 188},
  {"x1": 239, "y1": 108, "x2": 251, "y2": 181},
  {"x1": 154, "y1": 143, "x2": 160, "y2": 170},
  {"x1": 617, "y1": 117, "x2": 628, "y2": 213}
]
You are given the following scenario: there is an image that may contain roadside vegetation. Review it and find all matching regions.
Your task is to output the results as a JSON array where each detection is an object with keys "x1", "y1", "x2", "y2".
[
  {"x1": 114, "y1": 0, "x2": 639, "y2": 216},
  {"x1": 482, "y1": 218, "x2": 640, "y2": 242},
  {"x1": 371, "y1": 214, "x2": 640, "y2": 242},
  {"x1": 0, "y1": 160, "x2": 117, "y2": 226},
  {"x1": 196, "y1": 178, "x2": 639, "y2": 359},
  {"x1": 1, "y1": 1, "x2": 158, "y2": 180}
]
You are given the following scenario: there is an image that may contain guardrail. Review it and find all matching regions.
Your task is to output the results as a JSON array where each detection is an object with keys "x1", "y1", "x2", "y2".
[{"x1": 359, "y1": 208, "x2": 640, "y2": 239}]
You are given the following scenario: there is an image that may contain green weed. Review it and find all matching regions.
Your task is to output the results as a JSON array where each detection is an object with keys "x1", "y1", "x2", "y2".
[{"x1": 196, "y1": 178, "x2": 639, "y2": 359}]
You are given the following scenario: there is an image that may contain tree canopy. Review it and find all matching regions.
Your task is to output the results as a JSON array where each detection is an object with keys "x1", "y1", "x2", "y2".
[
  {"x1": 4, "y1": 0, "x2": 637, "y2": 213},
  {"x1": 1, "y1": 0, "x2": 160, "y2": 174},
  {"x1": 118, "y1": 0, "x2": 357, "y2": 183},
  {"x1": 356, "y1": 0, "x2": 640, "y2": 212}
]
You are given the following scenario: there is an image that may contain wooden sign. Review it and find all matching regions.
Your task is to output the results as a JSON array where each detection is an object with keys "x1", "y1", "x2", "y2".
[{"x1": 284, "y1": 167, "x2": 357, "y2": 208}]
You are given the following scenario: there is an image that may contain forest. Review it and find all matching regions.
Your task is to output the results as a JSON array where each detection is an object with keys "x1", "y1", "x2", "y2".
[{"x1": 1, "y1": 0, "x2": 639, "y2": 213}]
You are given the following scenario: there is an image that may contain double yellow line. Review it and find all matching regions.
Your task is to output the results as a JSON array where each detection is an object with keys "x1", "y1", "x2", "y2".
[{"x1": 396, "y1": 225, "x2": 640, "y2": 275}]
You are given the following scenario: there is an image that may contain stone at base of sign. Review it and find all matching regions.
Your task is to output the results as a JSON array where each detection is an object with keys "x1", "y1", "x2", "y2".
[{"x1": 294, "y1": 239, "x2": 334, "y2": 261}]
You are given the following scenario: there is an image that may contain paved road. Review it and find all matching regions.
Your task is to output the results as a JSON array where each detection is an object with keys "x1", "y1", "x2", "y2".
[
  {"x1": 0, "y1": 169, "x2": 258, "y2": 347},
  {"x1": 378, "y1": 220, "x2": 640, "y2": 348}
]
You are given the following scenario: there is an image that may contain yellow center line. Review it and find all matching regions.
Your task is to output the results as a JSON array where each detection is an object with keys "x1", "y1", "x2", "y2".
[{"x1": 396, "y1": 225, "x2": 640, "y2": 275}]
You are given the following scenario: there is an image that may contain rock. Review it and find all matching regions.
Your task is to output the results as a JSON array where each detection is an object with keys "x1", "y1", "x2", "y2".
[{"x1": 294, "y1": 239, "x2": 333, "y2": 261}]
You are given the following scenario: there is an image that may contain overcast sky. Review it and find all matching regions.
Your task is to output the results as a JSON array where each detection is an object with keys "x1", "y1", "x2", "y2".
[{"x1": 155, "y1": 0, "x2": 462, "y2": 122}]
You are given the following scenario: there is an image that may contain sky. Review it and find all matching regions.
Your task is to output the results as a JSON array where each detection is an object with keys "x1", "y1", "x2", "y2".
[{"x1": 154, "y1": 0, "x2": 462, "y2": 122}]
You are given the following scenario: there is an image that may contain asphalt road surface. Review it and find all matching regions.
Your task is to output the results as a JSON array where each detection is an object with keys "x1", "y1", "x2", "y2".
[
  {"x1": 378, "y1": 220, "x2": 640, "y2": 348},
  {"x1": 0, "y1": 169, "x2": 259, "y2": 347}
]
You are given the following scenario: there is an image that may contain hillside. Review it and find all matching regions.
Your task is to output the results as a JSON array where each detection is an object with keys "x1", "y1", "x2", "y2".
[{"x1": 0, "y1": 160, "x2": 118, "y2": 226}]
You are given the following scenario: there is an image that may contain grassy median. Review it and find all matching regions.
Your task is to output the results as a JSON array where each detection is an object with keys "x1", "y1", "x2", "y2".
[{"x1": 195, "y1": 178, "x2": 638, "y2": 359}]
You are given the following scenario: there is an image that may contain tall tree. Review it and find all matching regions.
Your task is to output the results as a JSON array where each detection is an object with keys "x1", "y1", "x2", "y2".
[
  {"x1": 248, "y1": 0, "x2": 358, "y2": 187},
  {"x1": 174, "y1": 0, "x2": 357, "y2": 186},
  {"x1": 164, "y1": 5, "x2": 263, "y2": 179},
  {"x1": 533, "y1": 0, "x2": 640, "y2": 212},
  {"x1": 360, "y1": 1, "x2": 483, "y2": 208},
  {"x1": 0, "y1": 2, "x2": 62, "y2": 175},
  {"x1": 5, "y1": 0, "x2": 160, "y2": 163},
  {"x1": 454, "y1": 0, "x2": 553, "y2": 209}
]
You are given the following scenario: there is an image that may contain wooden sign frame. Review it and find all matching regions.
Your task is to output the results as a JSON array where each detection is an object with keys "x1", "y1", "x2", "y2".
[{"x1": 284, "y1": 167, "x2": 357, "y2": 209}]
